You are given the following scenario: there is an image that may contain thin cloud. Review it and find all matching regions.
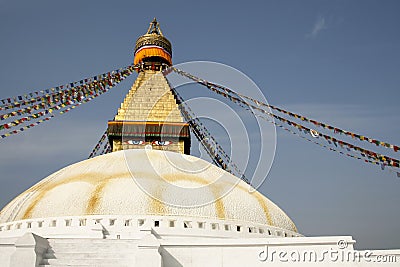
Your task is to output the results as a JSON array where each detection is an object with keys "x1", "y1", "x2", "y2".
[{"x1": 307, "y1": 16, "x2": 327, "y2": 38}]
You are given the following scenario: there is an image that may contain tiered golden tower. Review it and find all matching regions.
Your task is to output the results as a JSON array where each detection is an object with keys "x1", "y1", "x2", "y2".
[{"x1": 107, "y1": 19, "x2": 190, "y2": 154}]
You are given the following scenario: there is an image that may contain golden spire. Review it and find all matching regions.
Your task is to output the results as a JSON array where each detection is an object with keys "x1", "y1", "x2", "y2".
[
  {"x1": 134, "y1": 18, "x2": 172, "y2": 66},
  {"x1": 146, "y1": 18, "x2": 164, "y2": 35},
  {"x1": 107, "y1": 19, "x2": 190, "y2": 154}
]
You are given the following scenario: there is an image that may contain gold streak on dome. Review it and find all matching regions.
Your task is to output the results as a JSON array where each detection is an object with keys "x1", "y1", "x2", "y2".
[{"x1": 134, "y1": 18, "x2": 172, "y2": 66}]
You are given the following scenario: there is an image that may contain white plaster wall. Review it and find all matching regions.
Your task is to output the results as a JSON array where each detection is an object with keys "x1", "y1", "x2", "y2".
[
  {"x1": 160, "y1": 236, "x2": 400, "y2": 267},
  {"x1": 0, "y1": 234, "x2": 398, "y2": 267},
  {"x1": 0, "y1": 237, "x2": 16, "y2": 267},
  {"x1": 0, "y1": 215, "x2": 300, "y2": 240}
]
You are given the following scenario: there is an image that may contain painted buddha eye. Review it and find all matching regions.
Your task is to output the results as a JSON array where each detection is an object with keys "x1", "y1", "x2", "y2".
[
  {"x1": 153, "y1": 140, "x2": 172, "y2": 146},
  {"x1": 126, "y1": 140, "x2": 144, "y2": 145}
]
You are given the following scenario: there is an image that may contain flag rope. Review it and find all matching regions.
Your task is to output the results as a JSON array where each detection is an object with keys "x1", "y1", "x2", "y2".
[
  {"x1": 88, "y1": 130, "x2": 110, "y2": 158},
  {"x1": 0, "y1": 66, "x2": 134, "y2": 108},
  {"x1": 167, "y1": 67, "x2": 399, "y2": 174},
  {"x1": 0, "y1": 65, "x2": 135, "y2": 139},
  {"x1": 166, "y1": 78, "x2": 249, "y2": 184},
  {"x1": 168, "y1": 67, "x2": 398, "y2": 153}
]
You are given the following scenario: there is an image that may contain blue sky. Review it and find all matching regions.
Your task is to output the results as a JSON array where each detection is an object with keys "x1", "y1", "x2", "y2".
[{"x1": 0, "y1": 0, "x2": 399, "y2": 249}]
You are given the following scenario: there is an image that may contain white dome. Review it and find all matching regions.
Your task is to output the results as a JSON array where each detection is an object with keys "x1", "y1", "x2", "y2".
[{"x1": 0, "y1": 149, "x2": 297, "y2": 233}]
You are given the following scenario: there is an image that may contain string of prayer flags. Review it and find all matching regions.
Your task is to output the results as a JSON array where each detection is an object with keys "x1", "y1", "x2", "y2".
[
  {"x1": 88, "y1": 131, "x2": 109, "y2": 158},
  {"x1": 168, "y1": 67, "x2": 398, "y2": 153},
  {"x1": 0, "y1": 66, "x2": 134, "y2": 112},
  {"x1": 0, "y1": 66, "x2": 133, "y2": 108},
  {"x1": 170, "y1": 83, "x2": 249, "y2": 184},
  {"x1": 168, "y1": 67, "x2": 400, "y2": 175},
  {"x1": 0, "y1": 65, "x2": 135, "y2": 139}
]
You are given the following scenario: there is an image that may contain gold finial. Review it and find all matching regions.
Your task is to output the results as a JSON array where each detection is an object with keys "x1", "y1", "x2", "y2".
[
  {"x1": 134, "y1": 18, "x2": 172, "y2": 66},
  {"x1": 146, "y1": 17, "x2": 164, "y2": 36}
]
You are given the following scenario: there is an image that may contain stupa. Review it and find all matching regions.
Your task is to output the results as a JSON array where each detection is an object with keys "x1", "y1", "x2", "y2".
[{"x1": 0, "y1": 19, "x2": 398, "y2": 267}]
